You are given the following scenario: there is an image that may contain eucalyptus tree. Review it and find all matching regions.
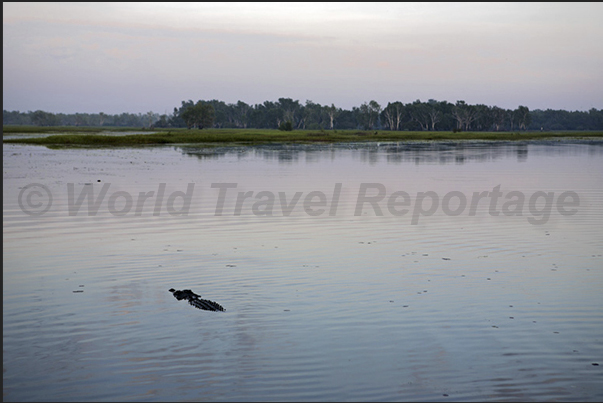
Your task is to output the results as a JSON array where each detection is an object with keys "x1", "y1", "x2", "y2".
[
  {"x1": 354, "y1": 104, "x2": 368, "y2": 129},
  {"x1": 507, "y1": 108, "x2": 517, "y2": 131},
  {"x1": 452, "y1": 100, "x2": 478, "y2": 131},
  {"x1": 588, "y1": 108, "x2": 603, "y2": 130},
  {"x1": 426, "y1": 100, "x2": 443, "y2": 131},
  {"x1": 382, "y1": 101, "x2": 404, "y2": 130},
  {"x1": 357, "y1": 101, "x2": 381, "y2": 130},
  {"x1": 145, "y1": 111, "x2": 156, "y2": 128},
  {"x1": 259, "y1": 100, "x2": 283, "y2": 128},
  {"x1": 409, "y1": 100, "x2": 430, "y2": 131},
  {"x1": 277, "y1": 98, "x2": 302, "y2": 128},
  {"x1": 204, "y1": 100, "x2": 230, "y2": 128},
  {"x1": 491, "y1": 106, "x2": 506, "y2": 131},
  {"x1": 12, "y1": 96, "x2": 603, "y2": 131},
  {"x1": 300, "y1": 100, "x2": 327, "y2": 130},
  {"x1": 368, "y1": 100, "x2": 382, "y2": 129},
  {"x1": 515, "y1": 105, "x2": 531, "y2": 130},
  {"x1": 473, "y1": 104, "x2": 492, "y2": 131},
  {"x1": 337, "y1": 109, "x2": 358, "y2": 129},
  {"x1": 74, "y1": 113, "x2": 89, "y2": 127},
  {"x1": 324, "y1": 103, "x2": 339, "y2": 130},
  {"x1": 234, "y1": 101, "x2": 251, "y2": 128}
]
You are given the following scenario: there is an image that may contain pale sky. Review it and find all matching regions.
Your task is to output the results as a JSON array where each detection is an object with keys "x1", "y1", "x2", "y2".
[{"x1": 3, "y1": 2, "x2": 603, "y2": 114}]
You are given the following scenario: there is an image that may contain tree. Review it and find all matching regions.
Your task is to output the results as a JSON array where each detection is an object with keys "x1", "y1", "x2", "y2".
[
  {"x1": 426, "y1": 100, "x2": 443, "y2": 131},
  {"x1": 382, "y1": 102, "x2": 404, "y2": 130},
  {"x1": 3, "y1": 110, "x2": 31, "y2": 125},
  {"x1": 259, "y1": 100, "x2": 283, "y2": 128},
  {"x1": 7, "y1": 98, "x2": 603, "y2": 131},
  {"x1": 145, "y1": 111, "x2": 156, "y2": 128},
  {"x1": 409, "y1": 100, "x2": 430, "y2": 131},
  {"x1": 515, "y1": 105, "x2": 531, "y2": 130},
  {"x1": 336, "y1": 109, "x2": 358, "y2": 129},
  {"x1": 31, "y1": 110, "x2": 60, "y2": 126},
  {"x1": 168, "y1": 107, "x2": 185, "y2": 127},
  {"x1": 588, "y1": 108, "x2": 603, "y2": 131},
  {"x1": 234, "y1": 101, "x2": 250, "y2": 128},
  {"x1": 278, "y1": 121, "x2": 293, "y2": 131},
  {"x1": 368, "y1": 100, "x2": 382, "y2": 129},
  {"x1": 181, "y1": 101, "x2": 215, "y2": 129},
  {"x1": 205, "y1": 100, "x2": 229, "y2": 128},
  {"x1": 154, "y1": 114, "x2": 169, "y2": 128},
  {"x1": 355, "y1": 103, "x2": 369, "y2": 129},
  {"x1": 357, "y1": 100, "x2": 382, "y2": 130},
  {"x1": 452, "y1": 101, "x2": 478, "y2": 131},
  {"x1": 473, "y1": 104, "x2": 492, "y2": 131},
  {"x1": 407, "y1": 99, "x2": 445, "y2": 131},
  {"x1": 277, "y1": 98, "x2": 302, "y2": 128},
  {"x1": 491, "y1": 106, "x2": 506, "y2": 131},
  {"x1": 507, "y1": 109, "x2": 516, "y2": 131},
  {"x1": 74, "y1": 113, "x2": 89, "y2": 127},
  {"x1": 324, "y1": 103, "x2": 339, "y2": 130}
]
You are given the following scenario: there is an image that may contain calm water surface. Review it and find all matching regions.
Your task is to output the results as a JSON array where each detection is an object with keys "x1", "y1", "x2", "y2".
[{"x1": 3, "y1": 141, "x2": 603, "y2": 401}]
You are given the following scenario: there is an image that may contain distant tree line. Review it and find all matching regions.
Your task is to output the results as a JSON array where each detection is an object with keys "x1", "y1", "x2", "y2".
[
  {"x1": 2, "y1": 110, "x2": 160, "y2": 128},
  {"x1": 4, "y1": 99, "x2": 603, "y2": 131}
]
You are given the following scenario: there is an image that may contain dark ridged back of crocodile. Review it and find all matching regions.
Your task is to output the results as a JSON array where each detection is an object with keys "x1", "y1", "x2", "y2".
[
  {"x1": 188, "y1": 297, "x2": 225, "y2": 312},
  {"x1": 169, "y1": 289, "x2": 225, "y2": 312}
]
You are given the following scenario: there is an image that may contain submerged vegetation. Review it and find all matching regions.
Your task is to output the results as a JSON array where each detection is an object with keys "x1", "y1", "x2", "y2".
[{"x1": 4, "y1": 126, "x2": 603, "y2": 147}]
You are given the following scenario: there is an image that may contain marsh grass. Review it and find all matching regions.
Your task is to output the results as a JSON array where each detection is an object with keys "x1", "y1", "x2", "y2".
[{"x1": 4, "y1": 126, "x2": 603, "y2": 147}]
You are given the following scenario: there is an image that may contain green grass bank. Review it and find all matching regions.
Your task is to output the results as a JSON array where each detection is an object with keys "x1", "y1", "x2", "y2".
[{"x1": 4, "y1": 126, "x2": 603, "y2": 147}]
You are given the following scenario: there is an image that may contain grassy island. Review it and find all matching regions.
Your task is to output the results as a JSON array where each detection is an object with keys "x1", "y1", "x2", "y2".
[{"x1": 4, "y1": 126, "x2": 603, "y2": 147}]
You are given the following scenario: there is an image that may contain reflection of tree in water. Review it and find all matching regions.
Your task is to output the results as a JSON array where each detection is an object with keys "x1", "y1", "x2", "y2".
[
  {"x1": 177, "y1": 140, "x2": 603, "y2": 165},
  {"x1": 178, "y1": 144, "x2": 322, "y2": 163},
  {"x1": 377, "y1": 142, "x2": 530, "y2": 165},
  {"x1": 177, "y1": 146, "x2": 247, "y2": 161},
  {"x1": 516, "y1": 144, "x2": 528, "y2": 162}
]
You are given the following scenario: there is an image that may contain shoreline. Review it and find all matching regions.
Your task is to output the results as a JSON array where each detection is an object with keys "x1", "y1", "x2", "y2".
[{"x1": 3, "y1": 127, "x2": 603, "y2": 148}]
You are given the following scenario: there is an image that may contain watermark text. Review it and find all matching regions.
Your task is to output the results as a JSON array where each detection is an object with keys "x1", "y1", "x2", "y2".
[{"x1": 17, "y1": 182, "x2": 580, "y2": 225}]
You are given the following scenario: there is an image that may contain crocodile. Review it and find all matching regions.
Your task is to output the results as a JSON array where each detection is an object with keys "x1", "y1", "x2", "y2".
[{"x1": 169, "y1": 288, "x2": 225, "y2": 312}]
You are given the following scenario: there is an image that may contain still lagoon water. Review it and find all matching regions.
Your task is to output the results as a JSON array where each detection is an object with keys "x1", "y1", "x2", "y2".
[{"x1": 3, "y1": 141, "x2": 603, "y2": 401}]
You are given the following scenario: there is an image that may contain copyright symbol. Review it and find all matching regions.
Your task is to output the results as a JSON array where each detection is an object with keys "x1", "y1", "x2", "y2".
[{"x1": 18, "y1": 183, "x2": 53, "y2": 216}]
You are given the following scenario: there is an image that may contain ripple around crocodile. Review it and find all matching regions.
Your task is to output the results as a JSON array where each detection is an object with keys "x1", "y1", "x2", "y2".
[{"x1": 169, "y1": 288, "x2": 225, "y2": 312}]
